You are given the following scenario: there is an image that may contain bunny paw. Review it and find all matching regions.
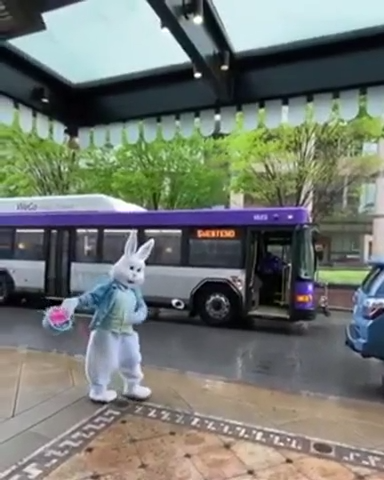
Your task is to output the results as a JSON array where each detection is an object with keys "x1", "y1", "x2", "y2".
[
  {"x1": 89, "y1": 389, "x2": 117, "y2": 404},
  {"x1": 124, "y1": 385, "x2": 152, "y2": 401}
]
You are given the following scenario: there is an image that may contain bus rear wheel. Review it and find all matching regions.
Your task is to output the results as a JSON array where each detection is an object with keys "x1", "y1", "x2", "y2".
[
  {"x1": 196, "y1": 285, "x2": 239, "y2": 327},
  {"x1": 0, "y1": 272, "x2": 13, "y2": 305}
]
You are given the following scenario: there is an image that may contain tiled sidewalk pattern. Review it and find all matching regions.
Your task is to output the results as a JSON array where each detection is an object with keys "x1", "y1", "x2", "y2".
[
  {"x1": 34, "y1": 410, "x2": 384, "y2": 480},
  {"x1": 1, "y1": 347, "x2": 384, "y2": 479}
]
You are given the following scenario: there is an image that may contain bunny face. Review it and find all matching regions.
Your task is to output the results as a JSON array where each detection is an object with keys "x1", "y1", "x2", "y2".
[{"x1": 110, "y1": 231, "x2": 154, "y2": 287}]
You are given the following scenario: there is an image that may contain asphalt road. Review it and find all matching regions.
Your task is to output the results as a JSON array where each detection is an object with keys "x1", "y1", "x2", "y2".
[{"x1": 1, "y1": 307, "x2": 383, "y2": 403}]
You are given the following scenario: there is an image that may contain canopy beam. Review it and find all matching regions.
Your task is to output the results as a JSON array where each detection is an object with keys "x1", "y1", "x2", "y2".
[{"x1": 146, "y1": 0, "x2": 235, "y2": 101}]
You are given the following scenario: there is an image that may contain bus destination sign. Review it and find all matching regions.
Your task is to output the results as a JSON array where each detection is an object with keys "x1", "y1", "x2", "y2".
[{"x1": 196, "y1": 229, "x2": 237, "y2": 239}]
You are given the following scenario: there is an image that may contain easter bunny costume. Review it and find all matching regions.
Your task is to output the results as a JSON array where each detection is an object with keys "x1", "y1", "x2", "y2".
[{"x1": 53, "y1": 231, "x2": 154, "y2": 403}]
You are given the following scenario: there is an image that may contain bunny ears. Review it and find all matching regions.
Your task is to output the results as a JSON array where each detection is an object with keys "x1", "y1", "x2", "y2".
[{"x1": 124, "y1": 230, "x2": 155, "y2": 262}]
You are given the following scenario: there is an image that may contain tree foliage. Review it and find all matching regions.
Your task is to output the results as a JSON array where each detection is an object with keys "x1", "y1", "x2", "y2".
[
  {"x1": 1, "y1": 124, "x2": 83, "y2": 196},
  {"x1": 226, "y1": 107, "x2": 382, "y2": 220},
  {"x1": 1, "y1": 104, "x2": 382, "y2": 217},
  {"x1": 1, "y1": 124, "x2": 230, "y2": 209}
]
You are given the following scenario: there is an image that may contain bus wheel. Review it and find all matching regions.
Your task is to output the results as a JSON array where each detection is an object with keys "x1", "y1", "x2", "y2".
[
  {"x1": 0, "y1": 273, "x2": 12, "y2": 305},
  {"x1": 196, "y1": 285, "x2": 238, "y2": 327}
]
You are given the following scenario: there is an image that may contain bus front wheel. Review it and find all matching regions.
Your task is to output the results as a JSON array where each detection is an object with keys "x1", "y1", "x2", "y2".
[{"x1": 195, "y1": 284, "x2": 239, "y2": 327}]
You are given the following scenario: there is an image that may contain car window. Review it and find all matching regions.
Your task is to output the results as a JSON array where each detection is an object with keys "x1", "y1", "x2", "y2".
[
  {"x1": 372, "y1": 271, "x2": 384, "y2": 297},
  {"x1": 361, "y1": 266, "x2": 384, "y2": 294}
]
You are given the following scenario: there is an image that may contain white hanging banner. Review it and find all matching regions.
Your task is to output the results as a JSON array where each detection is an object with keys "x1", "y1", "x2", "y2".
[
  {"x1": 0, "y1": 96, "x2": 15, "y2": 125},
  {"x1": 8, "y1": 87, "x2": 384, "y2": 144}
]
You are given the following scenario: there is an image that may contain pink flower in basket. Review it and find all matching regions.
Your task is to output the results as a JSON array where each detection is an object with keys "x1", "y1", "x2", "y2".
[{"x1": 49, "y1": 306, "x2": 70, "y2": 326}]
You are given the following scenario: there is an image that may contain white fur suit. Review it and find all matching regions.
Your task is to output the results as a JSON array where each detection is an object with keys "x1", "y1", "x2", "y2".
[{"x1": 62, "y1": 231, "x2": 154, "y2": 403}]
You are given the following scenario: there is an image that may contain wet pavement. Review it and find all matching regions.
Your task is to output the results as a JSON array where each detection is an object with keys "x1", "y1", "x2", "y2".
[
  {"x1": 2, "y1": 307, "x2": 384, "y2": 479},
  {"x1": 2, "y1": 347, "x2": 384, "y2": 479},
  {"x1": 1, "y1": 307, "x2": 383, "y2": 401}
]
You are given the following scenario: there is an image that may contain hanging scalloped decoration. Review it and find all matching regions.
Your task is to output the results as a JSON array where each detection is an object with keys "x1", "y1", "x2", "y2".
[
  {"x1": 52, "y1": 121, "x2": 65, "y2": 144},
  {"x1": 35, "y1": 112, "x2": 50, "y2": 139},
  {"x1": 17, "y1": 104, "x2": 34, "y2": 133},
  {"x1": 93, "y1": 125, "x2": 108, "y2": 148},
  {"x1": 242, "y1": 103, "x2": 259, "y2": 131},
  {"x1": 367, "y1": 86, "x2": 384, "y2": 117},
  {"x1": 6, "y1": 87, "x2": 384, "y2": 146},
  {"x1": 219, "y1": 106, "x2": 237, "y2": 133},
  {"x1": 109, "y1": 122, "x2": 124, "y2": 146},
  {"x1": 198, "y1": 109, "x2": 216, "y2": 137},
  {"x1": 264, "y1": 100, "x2": 283, "y2": 128},
  {"x1": 179, "y1": 112, "x2": 196, "y2": 138},
  {"x1": 338, "y1": 90, "x2": 359, "y2": 120},
  {"x1": 312, "y1": 93, "x2": 334, "y2": 124},
  {"x1": 78, "y1": 127, "x2": 92, "y2": 149},
  {"x1": 160, "y1": 115, "x2": 177, "y2": 141},
  {"x1": 0, "y1": 95, "x2": 15, "y2": 125},
  {"x1": 124, "y1": 121, "x2": 141, "y2": 144},
  {"x1": 287, "y1": 97, "x2": 307, "y2": 126},
  {"x1": 142, "y1": 118, "x2": 158, "y2": 143}
]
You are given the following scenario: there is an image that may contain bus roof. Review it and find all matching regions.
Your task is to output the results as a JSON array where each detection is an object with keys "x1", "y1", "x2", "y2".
[
  {"x1": 0, "y1": 195, "x2": 146, "y2": 212},
  {"x1": 0, "y1": 207, "x2": 309, "y2": 228}
]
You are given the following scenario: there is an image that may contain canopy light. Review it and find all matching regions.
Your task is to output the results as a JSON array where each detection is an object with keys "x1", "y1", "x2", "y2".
[
  {"x1": 182, "y1": 0, "x2": 204, "y2": 25},
  {"x1": 193, "y1": 65, "x2": 202, "y2": 79}
]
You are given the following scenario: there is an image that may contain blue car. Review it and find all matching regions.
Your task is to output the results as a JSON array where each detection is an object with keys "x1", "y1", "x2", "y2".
[{"x1": 345, "y1": 259, "x2": 384, "y2": 361}]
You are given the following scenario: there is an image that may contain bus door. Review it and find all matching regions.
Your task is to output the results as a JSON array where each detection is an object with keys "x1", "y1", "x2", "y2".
[
  {"x1": 245, "y1": 229, "x2": 259, "y2": 310},
  {"x1": 44, "y1": 229, "x2": 72, "y2": 299},
  {"x1": 289, "y1": 225, "x2": 318, "y2": 318}
]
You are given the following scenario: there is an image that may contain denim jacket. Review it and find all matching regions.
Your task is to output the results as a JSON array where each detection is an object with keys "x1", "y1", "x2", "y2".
[{"x1": 78, "y1": 280, "x2": 148, "y2": 331}]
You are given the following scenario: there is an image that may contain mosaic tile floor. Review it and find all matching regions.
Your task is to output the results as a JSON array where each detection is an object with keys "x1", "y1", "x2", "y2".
[
  {"x1": 3, "y1": 401, "x2": 384, "y2": 480},
  {"x1": 2, "y1": 347, "x2": 384, "y2": 480}
]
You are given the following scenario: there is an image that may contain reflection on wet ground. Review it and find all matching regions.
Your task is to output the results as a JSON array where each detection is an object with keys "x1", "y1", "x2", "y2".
[
  {"x1": 1, "y1": 347, "x2": 384, "y2": 479},
  {"x1": 1, "y1": 308, "x2": 384, "y2": 479},
  {"x1": 1, "y1": 307, "x2": 383, "y2": 401}
]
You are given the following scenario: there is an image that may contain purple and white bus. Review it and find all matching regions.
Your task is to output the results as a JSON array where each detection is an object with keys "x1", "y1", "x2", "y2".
[{"x1": 0, "y1": 200, "x2": 321, "y2": 326}]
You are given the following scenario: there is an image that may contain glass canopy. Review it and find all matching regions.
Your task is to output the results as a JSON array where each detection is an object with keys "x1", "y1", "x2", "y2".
[
  {"x1": 7, "y1": 0, "x2": 384, "y2": 84},
  {"x1": 8, "y1": 0, "x2": 190, "y2": 84},
  {"x1": 214, "y1": 0, "x2": 384, "y2": 52}
]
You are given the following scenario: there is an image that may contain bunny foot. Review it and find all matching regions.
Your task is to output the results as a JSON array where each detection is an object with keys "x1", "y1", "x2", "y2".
[
  {"x1": 123, "y1": 384, "x2": 152, "y2": 401},
  {"x1": 89, "y1": 388, "x2": 117, "y2": 404}
]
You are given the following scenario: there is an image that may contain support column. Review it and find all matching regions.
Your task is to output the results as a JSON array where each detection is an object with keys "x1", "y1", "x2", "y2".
[{"x1": 372, "y1": 139, "x2": 384, "y2": 257}]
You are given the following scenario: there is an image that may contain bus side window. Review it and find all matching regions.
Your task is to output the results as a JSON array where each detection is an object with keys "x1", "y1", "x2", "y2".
[
  {"x1": 15, "y1": 229, "x2": 44, "y2": 261},
  {"x1": 102, "y1": 230, "x2": 131, "y2": 263},
  {"x1": 0, "y1": 229, "x2": 14, "y2": 259},
  {"x1": 143, "y1": 229, "x2": 181, "y2": 266},
  {"x1": 75, "y1": 229, "x2": 98, "y2": 263},
  {"x1": 188, "y1": 234, "x2": 242, "y2": 268}
]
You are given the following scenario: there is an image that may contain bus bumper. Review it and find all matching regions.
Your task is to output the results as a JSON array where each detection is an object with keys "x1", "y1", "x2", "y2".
[{"x1": 291, "y1": 308, "x2": 316, "y2": 322}]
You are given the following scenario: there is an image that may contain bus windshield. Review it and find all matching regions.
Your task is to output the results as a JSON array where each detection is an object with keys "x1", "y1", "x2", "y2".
[{"x1": 297, "y1": 227, "x2": 315, "y2": 280}]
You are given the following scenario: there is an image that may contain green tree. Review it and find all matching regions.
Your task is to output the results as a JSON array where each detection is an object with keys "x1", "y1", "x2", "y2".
[
  {"x1": 85, "y1": 132, "x2": 230, "y2": 209},
  {"x1": 1, "y1": 124, "x2": 83, "y2": 196},
  {"x1": 227, "y1": 108, "x2": 382, "y2": 220}
]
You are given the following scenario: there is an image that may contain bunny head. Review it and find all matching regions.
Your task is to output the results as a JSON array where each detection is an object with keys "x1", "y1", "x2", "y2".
[{"x1": 110, "y1": 230, "x2": 154, "y2": 287}]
